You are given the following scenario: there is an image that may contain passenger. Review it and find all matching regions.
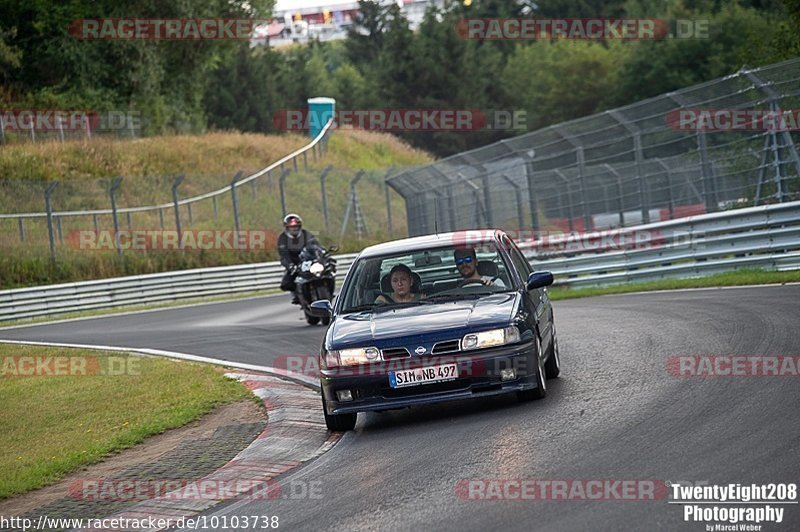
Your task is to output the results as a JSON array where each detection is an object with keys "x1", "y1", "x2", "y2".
[{"x1": 375, "y1": 264, "x2": 423, "y2": 304}]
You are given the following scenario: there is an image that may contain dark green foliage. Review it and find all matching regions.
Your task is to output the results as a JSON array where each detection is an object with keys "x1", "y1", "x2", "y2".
[{"x1": 0, "y1": 0, "x2": 795, "y2": 156}]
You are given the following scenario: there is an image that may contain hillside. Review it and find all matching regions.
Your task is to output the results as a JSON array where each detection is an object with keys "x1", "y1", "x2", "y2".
[{"x1": 0, "y1": 130, "x2": 434, "y2": 288}]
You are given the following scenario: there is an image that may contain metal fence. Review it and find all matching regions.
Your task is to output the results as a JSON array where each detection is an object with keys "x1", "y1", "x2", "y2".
[
  {"x1": 2, "y1": 201, "x2": 798, "y2": 322},
  {"x1": 0, "y1": 120, "x2": 408, "y2": 262},
  {"x1": 388, "y1": 58, "x2": 800, "y2": 237}
]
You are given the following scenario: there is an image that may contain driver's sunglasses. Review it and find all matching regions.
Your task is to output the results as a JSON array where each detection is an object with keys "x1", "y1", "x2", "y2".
[{"x1": 455, "y1": 256, "x2": 474, "y2": 266}]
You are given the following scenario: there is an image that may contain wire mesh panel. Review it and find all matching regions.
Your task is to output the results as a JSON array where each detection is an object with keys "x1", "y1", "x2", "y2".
[{"x1": 388, "y1": 58, "x2": 800, "y2": 237}]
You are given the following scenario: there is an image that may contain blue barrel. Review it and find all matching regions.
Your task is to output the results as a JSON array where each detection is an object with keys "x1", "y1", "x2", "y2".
[{"x1": 307, "y1": 97, "x2": 335, "y2": 139}]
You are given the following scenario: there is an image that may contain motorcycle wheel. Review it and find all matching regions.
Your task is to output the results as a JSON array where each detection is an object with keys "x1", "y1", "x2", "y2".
[
  {"x1": 315, "y1": 285, "x2": 332, "y2": 326},
  {"x1": 305, "y1": 311, "x2": 320, "y2": 325}
]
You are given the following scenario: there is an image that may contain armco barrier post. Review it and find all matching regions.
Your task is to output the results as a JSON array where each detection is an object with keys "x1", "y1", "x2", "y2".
[
  {"x1": 44, "y1": 181, "x2": 58, "y2": 261},
  {"x1": 499, "y1": 173, "x2": 525, "y2": 232},
  {"x1": 340, "y1": 170, "x2": 365, "y2": 241},
  {"x1": 655, "y1": 159, "x2": 675, "y2": 219},
  {"x1": 18, "y1": 218, "x2": 25, "y2": 242},
  {"x1": 603, "y1": 164, "x2": 626, "y2": 227},
  {"x1": 320, "y1": 165, "x2": 334, "y2": 231},
  {"x1": 384, "y1": 167, "x2": 395, "y2": 237},
  {"x1": 524, "y1": 151, "x2": 540, "y2": 232},
  {"x1": 553, "y1": 169, "x2": 575, "y2": 232},
  {"x1": 279, "y1": 168, "x2": 292, "y2": 217},
  {"x1": 172, "y1": 175, "x2": 185, "y2": 244},
  {"x1": 230, "y1": 170, "x2": 243, "y2": 234},
  {"x1": 110, "y1": 176, "x2": 124, "y2": 259}
]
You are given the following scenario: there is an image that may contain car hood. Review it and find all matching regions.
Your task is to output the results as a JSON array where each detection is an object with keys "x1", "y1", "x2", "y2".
[{"x1": 328, "y1": 293, "x2": 519, "y2": 348}]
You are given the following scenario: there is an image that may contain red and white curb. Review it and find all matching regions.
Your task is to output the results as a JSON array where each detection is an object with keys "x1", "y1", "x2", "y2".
[{"x1": 77, "y1": 372, "x2": 341, "y2": 531}]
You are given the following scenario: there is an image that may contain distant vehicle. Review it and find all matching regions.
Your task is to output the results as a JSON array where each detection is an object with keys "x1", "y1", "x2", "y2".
[
  {"x1": 295, "y1": 244, "x2": 338, "y2": 325},
  {"x1": 309, "y1": 230, "x2": 560, "y2": 431}
]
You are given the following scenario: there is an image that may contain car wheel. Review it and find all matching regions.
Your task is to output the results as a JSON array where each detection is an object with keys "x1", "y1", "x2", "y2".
[
  {"x1": 305, "y1": 312, "x2": 320, "y2": 325},
  {"x1": 544, "y1": 323, "x2": 561, "y2": 379},
  {"x1": 517, "y1": 334, "x2": 547, "y2": 402},
  {"x1": 322, "y1": 395, "x2": 356, "y2": 431},
  {"x1": 321, "y1": 316, "x2": 331, "y2": 326}
]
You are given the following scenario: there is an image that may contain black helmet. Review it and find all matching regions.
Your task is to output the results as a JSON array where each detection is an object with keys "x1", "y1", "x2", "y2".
[{"x1": 283, "y1": 213, "x2": 302, "y2": 238}]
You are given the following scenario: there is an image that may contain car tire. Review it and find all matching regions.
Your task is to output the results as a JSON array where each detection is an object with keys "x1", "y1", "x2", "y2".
[
  {"x1": 305, "y1": 312, "x2": 320, "y2": 325},
  {"x1": 544, "y1": 323, "x2": 561, "y2": 379},
  {"x1": 322, "y1": 395, "x2": 357, "y2": 431},
  {"x1": 517, "y1": 334, "x2": 546, "y2": 402}
]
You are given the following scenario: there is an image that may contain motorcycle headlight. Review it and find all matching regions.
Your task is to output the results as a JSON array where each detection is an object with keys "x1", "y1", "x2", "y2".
[
  {"x1": 310, "y1": 262, "x2": 325, "y2": 275},
  {"x1": 328, "y1": 346, "x2": 381, "y2": 367},
  {"x1": 462, "y1": 326, "x2": 521, "y2": 350}
]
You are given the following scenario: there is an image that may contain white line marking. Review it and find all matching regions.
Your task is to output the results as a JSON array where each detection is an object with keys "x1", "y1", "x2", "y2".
[
  {"x1": 0, "y1": 338, "x2": 319, "y2": 388},
  {"x1": 0, "y1": 292, "x2": 283, "y2": 331}
]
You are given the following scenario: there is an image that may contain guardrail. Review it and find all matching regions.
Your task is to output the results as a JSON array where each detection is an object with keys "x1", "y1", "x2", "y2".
[
  {"x1": 523, "y1": 200, "x2": 800, "y2": 287},
  {"x1": 0, "y1": 253, "x2": 358, "y2": 322},
  {"x1": 1, "y1": 201, "x2": 798, "y2": 322}
]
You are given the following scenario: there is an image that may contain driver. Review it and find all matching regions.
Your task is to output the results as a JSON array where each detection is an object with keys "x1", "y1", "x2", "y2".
[
  {"x1": 278, "y1": 213, "x2": 320, "y2": 304},
  {"x1": 454, "y1": 247, "x2": 496, "y2": 286}
]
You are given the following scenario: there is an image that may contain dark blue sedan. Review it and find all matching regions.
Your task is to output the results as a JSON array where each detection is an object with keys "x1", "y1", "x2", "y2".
[{"x1": 309, "y1": 230, "x2": 560, "y2": 431}]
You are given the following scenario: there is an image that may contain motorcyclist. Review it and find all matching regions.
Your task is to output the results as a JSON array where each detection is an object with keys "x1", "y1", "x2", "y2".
[{"x1": 278, "y1": 213, "x2": 320, "y2": 304}]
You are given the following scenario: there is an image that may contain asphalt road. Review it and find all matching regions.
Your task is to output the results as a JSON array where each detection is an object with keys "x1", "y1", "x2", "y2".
[{"x1": 2, "y1": 286, "x2": 799, "y2": 531}]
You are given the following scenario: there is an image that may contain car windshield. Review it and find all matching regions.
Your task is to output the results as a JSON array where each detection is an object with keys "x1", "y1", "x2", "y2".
[{"x1": 340, "y1": 242, "x2": 513, "y2": 313}]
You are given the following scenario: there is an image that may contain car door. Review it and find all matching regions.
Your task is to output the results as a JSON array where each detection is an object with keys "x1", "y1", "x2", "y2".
[{"x1": 504, "y1": 235, "x2": 553, "y2": 346}]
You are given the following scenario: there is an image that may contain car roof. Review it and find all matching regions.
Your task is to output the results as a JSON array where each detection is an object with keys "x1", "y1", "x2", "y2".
[{"x1": 357, "y1": 230, "x2": 506, "y2": 258}]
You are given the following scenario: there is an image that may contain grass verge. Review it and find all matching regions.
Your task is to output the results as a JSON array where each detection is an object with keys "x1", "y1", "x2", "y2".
[
  {"x1": 548, "y1": 269, "x2": 800, "y2": 300},
  {"x1": 0, "y1": 343, "x2": 252, "y2": 499}
]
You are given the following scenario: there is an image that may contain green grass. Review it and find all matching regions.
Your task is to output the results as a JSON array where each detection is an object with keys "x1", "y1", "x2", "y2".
[
  {"x1": 548, "y1": 268, "x2": 800, "y2": 300},
  {"x1": 0, "y1": 343, "x2": 253, "y2": 499}
]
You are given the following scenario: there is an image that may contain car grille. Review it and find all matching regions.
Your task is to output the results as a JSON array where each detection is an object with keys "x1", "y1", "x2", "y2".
[
  {"x1": 432, "y1": 339, "x2": 460, "y2": 355},
  {"x1": 382, "y1": 347, "x2": 410, "y2": 360}
]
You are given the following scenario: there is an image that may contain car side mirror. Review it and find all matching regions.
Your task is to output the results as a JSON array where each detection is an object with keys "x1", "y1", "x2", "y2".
[
  {"x1": 527, "y1": 271, "x2": 554, "y2": 290},
  {"x1": 309, "y1": 299, "x2": 333, "y2": 317}
]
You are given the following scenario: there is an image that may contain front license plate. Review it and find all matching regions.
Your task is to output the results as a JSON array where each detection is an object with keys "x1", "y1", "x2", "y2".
[{"x1": 389, "y1": 363, "x2": 458, "y2": 388}]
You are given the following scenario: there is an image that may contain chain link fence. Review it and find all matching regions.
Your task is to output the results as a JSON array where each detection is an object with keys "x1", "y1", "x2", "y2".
[
  {"x1": 0, "y1": 123, "x2": 408, "y2": 263},
  {"x1": 0, "y1": 164, "x2": 405, "y2": 263},
  {"x1": 388, "y1": 58, "x2": 800, "y2": 237}
]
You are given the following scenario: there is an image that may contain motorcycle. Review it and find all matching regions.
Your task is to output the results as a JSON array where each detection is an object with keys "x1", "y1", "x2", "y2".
[{"x1": 294, "y1": 244, "x2": 338, "y2": 325}]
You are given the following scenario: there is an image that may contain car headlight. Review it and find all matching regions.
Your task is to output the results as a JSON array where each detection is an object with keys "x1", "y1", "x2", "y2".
[
  {"x1": 310, "y1": 262, "x2": 325, "y2": 275},
  {"x1": 462, "y1": 326, "x2": 521, "y2": 350},
  {"x1": 326, "y1": 346, "x2": 382, "y2": 367}
]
